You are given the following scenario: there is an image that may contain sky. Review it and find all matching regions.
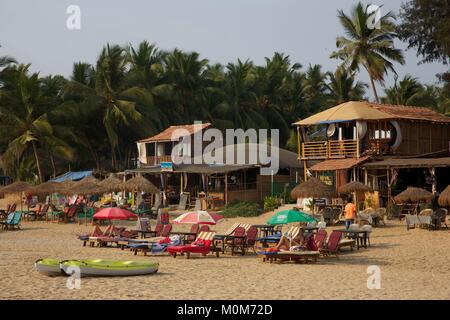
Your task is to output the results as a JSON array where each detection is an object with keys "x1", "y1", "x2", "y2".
[{"x1": 0, "y1": 0, "x2": 445, "y2": 97}]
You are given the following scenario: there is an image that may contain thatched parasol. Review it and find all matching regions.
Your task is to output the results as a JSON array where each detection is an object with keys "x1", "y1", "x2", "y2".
[
  {"x1": 68, "y1": 176, "x2": 105, "y2": 195},
  {"x1": 123, "y1": 176, "x2": 158, "y2": 194},
  {"x1": 99, "y1": 174, "x2": 124, "y2": 192},
  {"x1": 394, "y1": 187, "x2": 433, "y2": 203},
  {"x1": 438, "y1": 184, "x2": 450, "y2": 207},
  {"x1": 28, "y1": 181, "x2": 63, "y2": 195},
  {"x1": 290, "y1": 177, "x2": 336, "y2": 200},
  {"x1": 0, "y1": 181, "x2": 33, "y2": 194},
  {"x1": 340, "y1": 181, "x2": 373, "y2": 194}
]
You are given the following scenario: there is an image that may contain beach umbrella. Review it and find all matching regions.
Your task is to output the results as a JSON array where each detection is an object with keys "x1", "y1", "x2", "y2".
[
  {"x1": 93, "y1": 207, "x2": 138, "y2": 221},
  {"x1": 173, "y1": 210, "x2": 223, "y2": 225},
  {"x1": 290, "y1": 177, "x2": 336, "y2": 200},
  {"x1": 0, "y1": 181, "x2": 33, "y2": 211},
  {"x1": 123, "y1": 176, "x2": 158, "y2": 193},
  {"x1": 99, "y1": 174, "x2": 124, "y2": 207},
  {"x1": 438, "y1": 185, "x2": 450, "y2": 207},
  {"x1": 68, "y1": 176, "x2": 105, "y2": 225},
  {"x1": 267, "y1": 209, "x2": 316, "y2": 225},
  {"x1": 340, "y1": 181, "x2": 373, "y2": 211},
  {"x1": 123, "y1": 176, "x2": 159, "y2": 210},
  {"x1": 394, "y1": 187, "x2": 433, "y2": 203}
]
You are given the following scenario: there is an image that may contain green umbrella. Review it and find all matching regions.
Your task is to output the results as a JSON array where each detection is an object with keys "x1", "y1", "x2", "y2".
[{"x1": 267, "y1": 209, "x2": 316, "y2": 225}]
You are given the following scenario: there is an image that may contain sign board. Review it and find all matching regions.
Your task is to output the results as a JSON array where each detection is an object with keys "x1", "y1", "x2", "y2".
[
  {"x1": 318, "y1": 171, "x2": 335, "y2": 186},
  {"x1": 160, "y1": 162, "x2": 173, "y2": 172}
]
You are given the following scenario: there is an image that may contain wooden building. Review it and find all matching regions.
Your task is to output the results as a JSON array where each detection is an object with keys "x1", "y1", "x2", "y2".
[{"x1": 294, "y1": 101, "x2": 450, "y2": 203}]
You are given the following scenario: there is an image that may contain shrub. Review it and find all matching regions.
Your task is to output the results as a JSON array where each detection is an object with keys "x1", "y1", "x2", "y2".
[
  {"x1": 264, "y1": 196, "x2": 279, "y2": 211},
  {"x1": 220, "y1": 201, "x2": 262, "y2": 218}
]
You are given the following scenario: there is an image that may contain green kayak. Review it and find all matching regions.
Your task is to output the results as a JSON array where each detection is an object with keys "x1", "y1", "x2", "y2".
[
  {"x1": 35, "y1": 259, "x2": 63, "y2": 276},
  {"x1": 60, "y1": 259, "x2": 159, "y2": 277}
]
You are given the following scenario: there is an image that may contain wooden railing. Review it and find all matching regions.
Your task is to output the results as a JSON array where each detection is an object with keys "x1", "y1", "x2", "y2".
[
  {"x1": 301, "y1": 139, "x2": 358, "y2": 159},
  {"x1": 146, "y1": 155, "x2": 173, "y2": 165}
]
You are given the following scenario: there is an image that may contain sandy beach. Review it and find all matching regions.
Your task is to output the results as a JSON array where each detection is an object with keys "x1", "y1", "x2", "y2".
[{"x1": 1, "y1": 209, "x2": 449, "y2": 300}]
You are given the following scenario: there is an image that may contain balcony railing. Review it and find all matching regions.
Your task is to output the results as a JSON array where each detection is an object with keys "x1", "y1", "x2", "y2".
[
  {"x1": 145, "y1": 155, "x2": 173, "y2": 165},
  {"x1": 301, "y1": 139, "x2": 358, "y2": 160}
]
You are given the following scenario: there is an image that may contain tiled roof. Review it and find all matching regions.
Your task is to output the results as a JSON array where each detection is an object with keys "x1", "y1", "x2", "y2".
[
  {"x1": 310, "y1": 156, "x2": 371, "y2": 171},
  {"x1": 371, "y1": 103, "x2": 450, "y2": 123},
  {"x1": 137, "y1": 123, "x2": 211, "y2": 143}
]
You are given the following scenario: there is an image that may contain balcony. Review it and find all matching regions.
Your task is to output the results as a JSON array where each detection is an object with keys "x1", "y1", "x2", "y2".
[
  {"x1": 301, "y1": 139, "x2": 358, "y2": 160},
  {"x1": 145, "y1": 155, "x2": 173, "y2": 165}
]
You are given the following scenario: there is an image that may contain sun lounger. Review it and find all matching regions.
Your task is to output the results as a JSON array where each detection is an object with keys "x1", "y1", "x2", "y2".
[
  {"x1": 127, "y1": 235, "x2": 182, "y2": 256},
  {"x1": 257, "y1": 250, "x2": 320, "y2": 263},
  {"x1": 1, "y1": 212, "x2": 22, "y2": 230},
  {"x1": 168, "y1": 231, "x2": 219, "y2": 259}
]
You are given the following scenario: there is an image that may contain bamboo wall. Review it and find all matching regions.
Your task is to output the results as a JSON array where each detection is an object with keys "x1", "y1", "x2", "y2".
[{"x1": 395, "y1": 121, "x2": 450, "y2": 156}]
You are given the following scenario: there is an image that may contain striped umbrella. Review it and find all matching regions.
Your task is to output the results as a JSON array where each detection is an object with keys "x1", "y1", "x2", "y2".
[{"x1": 173, "y1": 210, "x2": 223, "y2": 225}]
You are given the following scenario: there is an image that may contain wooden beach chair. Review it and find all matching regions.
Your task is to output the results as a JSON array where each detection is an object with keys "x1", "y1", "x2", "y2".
[{"x1": 225, "y1": 226, "x2": 246, "y2": 255}]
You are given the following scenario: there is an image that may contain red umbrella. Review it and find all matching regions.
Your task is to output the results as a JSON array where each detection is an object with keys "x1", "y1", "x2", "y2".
[
  {"x1": 93, "y1": 207, "x2": 138, "y2": 221},
  {"x1": 173, "y1": 210, "x2": 223, "y2": 225}
]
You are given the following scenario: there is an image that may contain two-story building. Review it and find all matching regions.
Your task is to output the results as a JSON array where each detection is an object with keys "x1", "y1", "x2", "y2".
[{"x1": 294, "y1": 101, "x2": 450, "y2": 203}]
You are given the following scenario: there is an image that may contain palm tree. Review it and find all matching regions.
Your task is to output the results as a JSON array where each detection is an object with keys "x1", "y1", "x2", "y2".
[
  {"x1": 326, "y1": 67, "x2": 367, "y2": 104},
  {"x1": 64, "y1": 44, "x2": 143, "y2": 170},
  {"x1": 330, "y1": 2, "x2": 405, "y2": 102},
  {"x1": 0, "y1": 65, "x2": 72, "y2": 182},
  {"x1": 382, "y1": 75, "x2": 423, "y2": 105},
  {"x1": 301, "y1": 64, "x2": 329, "y2": 113}
]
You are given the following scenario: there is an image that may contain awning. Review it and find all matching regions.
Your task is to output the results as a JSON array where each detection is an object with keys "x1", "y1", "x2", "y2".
[
  {"x1": 310, "y1": 156, "x2": 370, "y2": 171},
  {"x1": 362, "y1": 157, "x2": 450, "y2": 169},
  {"x1": 50, "y1": 171, "x2": 92, "y2": 182}
]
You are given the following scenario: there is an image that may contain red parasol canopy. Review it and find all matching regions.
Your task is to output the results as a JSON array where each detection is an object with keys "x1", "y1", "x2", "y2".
[
  {"x1": 173, "y1": 210, "x2": 223, "y2": 225},
  {"x1": 93, "y1": 207, "x2": 138, "y2": 221}
]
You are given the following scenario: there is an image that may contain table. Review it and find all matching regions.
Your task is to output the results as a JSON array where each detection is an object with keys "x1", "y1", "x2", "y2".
[
  {"x1": 302, "y1": 226, "x2": 319, "y2": 234},
  {"x1": 334, "y1": 229, "x2": 369, "y2": 249},
  {"x1": 252, "y1": 225, "x2": 275, "y2": 237},
  {"x1": 214, "y1": 234, "x2": 246, "y2": 254},
  {"x1": 256, "y1": 235, "x2": 281, "y2": 248}
]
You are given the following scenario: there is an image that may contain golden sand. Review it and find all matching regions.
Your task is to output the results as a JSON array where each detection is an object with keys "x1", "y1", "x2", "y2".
[{"x1": 0, "y1": 210, "x2": 449, "y2": 300}]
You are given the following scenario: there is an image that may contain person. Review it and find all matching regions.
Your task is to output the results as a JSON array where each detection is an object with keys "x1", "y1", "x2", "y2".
[
  {"x1": 276, "y1": 228, "x2": 306, "y2": 250},
  {"x1": 344, "y1": 196, "x2": 356, "y2": 229}
]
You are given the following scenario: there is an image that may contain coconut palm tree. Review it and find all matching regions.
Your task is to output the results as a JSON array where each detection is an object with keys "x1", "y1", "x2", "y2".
[
  {"x1": 64, "y1": 44, "x2": 143, "y2": 170},
  {"x1": 382, "y1": 75, "x2": 423, "y2": 105},
  {"x1": 330, "y1": 2, "x2": 405, "y2": 102},
  {"x1": 0, "y1": 65, "x2": 73, "y2": 182},
  {"x1": 326, "y1": 67, "x2": 367, "y2": 104}
]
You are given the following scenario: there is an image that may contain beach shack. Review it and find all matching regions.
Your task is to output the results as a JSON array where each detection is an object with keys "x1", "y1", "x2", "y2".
[
  {"x1": 127, "y1": 123, "x2": 303, "y2": 209},
  {"x1": 294, "y1": 101, "x2": 450, "y2": 204}
]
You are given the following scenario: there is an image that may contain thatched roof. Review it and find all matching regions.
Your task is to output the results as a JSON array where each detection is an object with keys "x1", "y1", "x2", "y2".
[
  {"x1": 438, "y1": 185, "x2": 450, "y2": 207},
  {"x1": 99, "y1": 175, "x2": 124, "y2": 192},
  {"x1": 340, "y1": 181, "x2": 373, "y2": 194},
  {"x1": 394, "y1": 187, "x2": 433, "y2": 203},
  {"x1": 67, "y1": 176, "x2": 105, "y2": 195},
  {"x1": 123, "y1": 176, "x2": 159, "y2": 194},
  {"x1": 29, "y1": 181, "x2": 63, "y2": 195},
  {"x1": 291, "y1": 177, "x2": 336, "y2": 199},
  {"x1": 0, "y1": 181, "x2": 33, "y2": 194}
]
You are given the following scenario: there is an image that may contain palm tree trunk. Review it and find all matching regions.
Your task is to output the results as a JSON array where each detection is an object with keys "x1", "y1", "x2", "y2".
[
  {"x1": 31, "y1": 141, "x2": 43, "y2": 183},
  {"x1": 85, "y1": 138, "x2": 101, "y2": 171},
  {"x1": 369, "y1": 75, "x2": 380, "y2": 103},
  {"x1": 110, "y1": 142, "x2": 117, "y2": 170},
  {"x1": 50, "y1": 154, "x2": 57, "y2": 178}
]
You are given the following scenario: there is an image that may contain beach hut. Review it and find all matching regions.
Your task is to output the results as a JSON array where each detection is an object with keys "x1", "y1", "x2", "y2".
[
  {"x1": 290, "y1": 177, "x2": 336, "y2": 213},
  {"x1": 0, "y1": 181, "x2": 33, "y2": 211}
]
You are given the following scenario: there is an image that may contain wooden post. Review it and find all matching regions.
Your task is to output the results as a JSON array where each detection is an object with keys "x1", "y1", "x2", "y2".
[
  {"x1": 356, "y1": 122, "x2": 360, "y2": 159},
  {"x1": 387, "y1": 167, "x2": 391, "y2": 204},
  {"x1": 224, "y1": 173, "x2": 228, "y2": 205}
]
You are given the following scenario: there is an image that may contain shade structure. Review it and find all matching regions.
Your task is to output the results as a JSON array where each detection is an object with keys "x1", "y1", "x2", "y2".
[
  {"x1": 294, "y1": 101, "x2": 394, "y2": 126},
  {"x1": 99, "y1": 175, "x2": 124, "y2": 192},
  {"x1": 173, "y1": 210, "x2": 223, "y2": 225},
  {"x1": 438, "y1": 185, "x2": 450, "y2": 207},
  {"x1": 68, "y1": 176, "x2": 104, "y2": 195},
  {"x1": 28, "y1": 181, "x2": 63, "y2": 195},
  {"x1": 267, "y1": 209, "x2": 316, "y2": 225},
  {"x1": 93, "y1": 207, "x2": 138, "y2": 220},
  {"x1": 394, "y1": 187, "x2": 433, "y2": 203},
  {"x1": 340, "y1": 181, "x2": 373, "y2": 194},
  {"x1": 0, "y1": 181, "x2": 33, "y2": 194},
  {"x1": 123, "y1": 176, "x2": 158, "y2": 194},
  {"x1": 290, "y1": 177, "x2": 336, "y2": 200}
]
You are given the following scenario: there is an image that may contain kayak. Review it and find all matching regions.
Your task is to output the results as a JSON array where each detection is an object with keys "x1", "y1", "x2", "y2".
[
  {"x1": 60, "y1": 259, "x2": 159, "y2": 277},
  {"x1": 35, "y1": 259, "x2": 63, "y2": 276}
]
